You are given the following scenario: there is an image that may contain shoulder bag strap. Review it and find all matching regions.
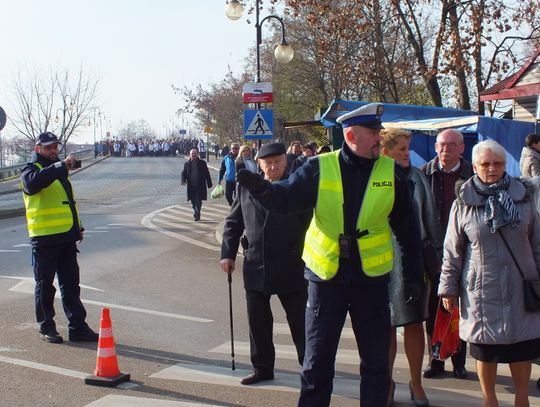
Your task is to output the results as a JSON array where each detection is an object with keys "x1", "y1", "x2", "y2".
[{"x1": 497, "y1": 229, "x2": 525, "y2": 280}]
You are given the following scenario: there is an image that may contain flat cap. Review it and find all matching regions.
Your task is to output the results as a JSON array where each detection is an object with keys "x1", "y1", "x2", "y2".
[
  {"x1": 36, "y1": 132, "x2": 61, "y2": 146},
  {"x1": 256, "y1": 142, "x2": 286, "y2": 159},
  {"x1": 336, "y1": 103, "x2": 384, "y2": 129}
]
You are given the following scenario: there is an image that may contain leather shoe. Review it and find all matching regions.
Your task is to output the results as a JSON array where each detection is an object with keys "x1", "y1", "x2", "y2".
[
  {"x1": 240, "y1": 370, "x2": 274, "y2": 385},
  {"x1": 453, "y1": 366, "x2": 468, "y2": 379},
  {"x1": 423, "y1": 362, "x2": 444, "y2": 378},
  {"x1": 40, "y1": 331, "x2": 63, "y2": 344},
  {"x1": 69, "y1": 327, "x2": 99, "y2": 342}
]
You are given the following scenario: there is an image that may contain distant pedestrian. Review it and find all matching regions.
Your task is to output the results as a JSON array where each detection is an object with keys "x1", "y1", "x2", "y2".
[
  {"x1": 519, "y1": 133, "x2": 540, "y2": 178},
  {"x1": 218, "y1": 143, "x2": 240, "y2": 206},
  {"x1": 20, "y1": 132, "x2": 99, "y2": 344},
  {"x1": 181, "y1": 149, "x2": 212, "y2": 221}
]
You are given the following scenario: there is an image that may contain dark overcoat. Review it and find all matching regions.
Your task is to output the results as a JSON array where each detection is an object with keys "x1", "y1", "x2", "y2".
[
  {"x1": 221, "y1": 182, "x2": 312, "y2": 295},
  {"x1": 181, "y1": 159, "x2": 212, "y2": 201}
]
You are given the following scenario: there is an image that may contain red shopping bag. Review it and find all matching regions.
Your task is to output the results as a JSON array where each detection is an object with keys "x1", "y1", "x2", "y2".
[{"x1": 431, "y1": 299, "x2": 460, "y2": 361}]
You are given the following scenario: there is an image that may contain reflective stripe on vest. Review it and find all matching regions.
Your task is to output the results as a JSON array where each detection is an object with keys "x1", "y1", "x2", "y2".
[
  {"x1": 302, "y1": 150, "x2": 395, "y2": 280},
  {"x1": 22, "y1": 162, "x2": 74, "y2": 237}
]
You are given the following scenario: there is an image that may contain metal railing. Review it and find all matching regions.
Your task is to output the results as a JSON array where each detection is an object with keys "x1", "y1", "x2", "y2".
[{"x1": 0, "y1": 147, "x2": 94, "y2": 181}]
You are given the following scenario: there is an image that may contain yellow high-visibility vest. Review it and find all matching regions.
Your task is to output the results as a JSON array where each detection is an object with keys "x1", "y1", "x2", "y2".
[
  {"x1": 22, "y1": 162, "x2": 74, "y2": 237},
  {"x1": 302, "y1": 150, "x2": 395, "y2": 280}
]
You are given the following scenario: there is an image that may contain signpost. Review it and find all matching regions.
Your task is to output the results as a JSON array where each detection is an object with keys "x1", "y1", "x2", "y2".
[
  {"x1": 0, "y1": 106, "x2": 6, "y2": 167},
  {"x1": 242, "y1": 82, "x2": 273, "y2": 104},
  {"x1": 243, "y1": 109, "x2": 273, "y2": 140}
]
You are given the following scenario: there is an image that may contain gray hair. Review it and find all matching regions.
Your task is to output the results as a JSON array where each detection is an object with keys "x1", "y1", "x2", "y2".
[
  {"x1": 471, "y1": 140, "x2": 506, "y2": 164},
  {"x1": 436, "y1": 129, "x2": 464, "y2": 144}
]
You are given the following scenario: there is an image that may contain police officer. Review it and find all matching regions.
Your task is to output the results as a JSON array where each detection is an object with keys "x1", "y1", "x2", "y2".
[
  {"x1": 21, "y1": 132, "x2": 98, "y2": 344},
  {"x1": 221, "y1": 142, "x2": 312, "y2": 385},
  {"x1": 237, "y1": 104, "x2": 423, "y2": 406}
]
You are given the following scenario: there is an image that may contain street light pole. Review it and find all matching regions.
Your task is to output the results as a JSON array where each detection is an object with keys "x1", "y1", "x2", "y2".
[{"x1": 226, "y1": 0, "x2": 294, "y2": 148}]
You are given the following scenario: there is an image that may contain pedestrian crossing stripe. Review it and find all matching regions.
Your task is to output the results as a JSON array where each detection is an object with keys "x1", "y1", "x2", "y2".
[
  {"x1": 85, "y1": 395, "x2": 225, "y2": 406},
  {"x1": 243, "y1": 109, "x2": 273, "y2": 139}
]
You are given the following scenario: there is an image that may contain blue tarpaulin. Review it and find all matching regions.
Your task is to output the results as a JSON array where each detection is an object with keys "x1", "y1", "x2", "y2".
[
  {"x1": 320, "y1": 100, "x2": 474, "y2": 128},
  {"x1": 321, "y1": 100, "x2": 536, "y2": 176}
]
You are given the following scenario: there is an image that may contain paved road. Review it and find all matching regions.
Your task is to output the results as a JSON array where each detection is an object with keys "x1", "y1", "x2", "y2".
[{"x1": 0, "y1": 156, "x2": 539, "y2": 406}]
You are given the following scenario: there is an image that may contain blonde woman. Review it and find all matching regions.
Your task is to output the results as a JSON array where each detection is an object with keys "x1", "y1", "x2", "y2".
[
  {"x1": 381, "y1": 128, "x2": 442, "y2": 406},
  {"x1": 236, "y1": 145, "x2": 258, "y2": 174}
]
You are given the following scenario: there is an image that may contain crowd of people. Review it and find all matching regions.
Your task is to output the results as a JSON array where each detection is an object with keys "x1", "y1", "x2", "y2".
[
  {"x1": 93, "y1": 137, "x2": 228, "y2": 159},
  {"x1": 214, "y1": 105, "x2": 540, "y2": 407},
  {"x1": 20, "y1": 105, "x2": 540, "y2": 407}
]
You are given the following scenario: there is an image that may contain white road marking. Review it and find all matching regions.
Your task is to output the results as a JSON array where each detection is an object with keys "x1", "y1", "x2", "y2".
[
  {"x1": 141, "y1": 206, "x2": 220, "y2": 251},
  {"x1": 150, "y1": 363, "x2": 359, "y2": 399},
  {"x1": 85, "y1": 395, "x2": 225, "y2": 407},
  {"x1": 273, "y1": 323, "x2": 404, "y2": 341},
  {"x1": 84, "y1": 230, "x2": 109, "y2": 233},
  {"x1": 0, "y1": 354, "x2": 87, "y2": 379},
  {"x1": 209, "y1": 341, "x2": 360, "y2": 365},
  {"x1": 4, "y1": 277, "x2": 104, "y2": 293},
  {"x1": 167, "y1": 207, "x2": 222, "y2": 221},
  {"x1": 12, "y1": 243, "x2": 31, "y2": 247},
  {"x1": 80, "y1": 299, "x2": 213, "y2": 323},
  {"x1": 4, "y1": 277, "x2": 212, "y2": 323},
  {"x1": 0, "y1": 249, "x2": 21, "y2": 252},
  {"x1": 108, "y1": 223, "x2": 138, "y2": 227}
]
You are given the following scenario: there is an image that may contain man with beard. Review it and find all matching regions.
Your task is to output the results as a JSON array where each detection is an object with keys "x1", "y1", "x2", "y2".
[{"x1": 20, "y1": 132, "x2": 98, "y2": 344}]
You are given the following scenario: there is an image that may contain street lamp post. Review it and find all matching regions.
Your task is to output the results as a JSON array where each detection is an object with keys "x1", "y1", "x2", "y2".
[
  {"x1": 55, "y1": 95, "x2": 74, "y2": 157},
  {"x1": 226, "y1": 0, "x2": 294, "y2": 146},
  {"x1": 92, "y1": 107, "x2": 101, "y2": 158}
]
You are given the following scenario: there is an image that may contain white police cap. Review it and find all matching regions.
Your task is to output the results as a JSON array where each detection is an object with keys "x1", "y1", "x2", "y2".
[{"x1": 336, "y1": 103, "x2": 384, "y2": 129}]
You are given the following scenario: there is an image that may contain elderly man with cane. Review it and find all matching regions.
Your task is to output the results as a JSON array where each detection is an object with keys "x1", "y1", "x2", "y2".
[{"x1": 220, "y1": 142, "x2": 312, "y2": 385}]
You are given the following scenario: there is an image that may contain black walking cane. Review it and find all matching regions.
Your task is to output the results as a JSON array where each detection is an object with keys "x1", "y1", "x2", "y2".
[{"x1": 227, "y1": 270, "x2": 236, "y2": 370}]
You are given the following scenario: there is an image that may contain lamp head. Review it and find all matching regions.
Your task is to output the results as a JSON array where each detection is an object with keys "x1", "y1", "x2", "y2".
[
  {"x1": 225, "y1": 0, "x2": 244, "y2": 20},
  {"x1": 274, "y1": 42, "x2": 294, "y2": 64}
]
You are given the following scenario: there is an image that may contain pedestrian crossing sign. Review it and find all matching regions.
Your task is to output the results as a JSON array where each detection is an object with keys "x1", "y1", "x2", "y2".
[{"x1": 243, "y1": 109, "x2": 273, "y2": 140}]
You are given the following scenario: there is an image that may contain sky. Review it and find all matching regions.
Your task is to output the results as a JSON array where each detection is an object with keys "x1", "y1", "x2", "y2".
[{"x1": 0, "y1": 0, "x2": 257, "y2": 143}]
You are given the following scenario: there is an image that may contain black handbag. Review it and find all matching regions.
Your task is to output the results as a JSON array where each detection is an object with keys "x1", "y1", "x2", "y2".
[{"x1": 498, "y1": 230, "x2": 540, "y2": 312}]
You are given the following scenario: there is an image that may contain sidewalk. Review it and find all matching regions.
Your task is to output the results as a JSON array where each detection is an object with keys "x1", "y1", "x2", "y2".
[{"x1": 0, "y1": 155, "x2": 109, "y2": 219}]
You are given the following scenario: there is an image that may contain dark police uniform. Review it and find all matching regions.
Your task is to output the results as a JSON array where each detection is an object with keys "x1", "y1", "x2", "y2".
[
  {"x1": 237, "y1": 108, "x2": 423, "y2": 406},
  {"x1": 221, "y1": 157, "x2": 312, "y2": 380},
  {"x1": 21, "y1": 134, "x2": 96, "y2": 343}
]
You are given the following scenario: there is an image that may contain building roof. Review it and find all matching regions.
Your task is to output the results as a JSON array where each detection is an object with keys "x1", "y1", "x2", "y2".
[{"x1": 480, "y1": 47, "x2": 540, "y2": 101}]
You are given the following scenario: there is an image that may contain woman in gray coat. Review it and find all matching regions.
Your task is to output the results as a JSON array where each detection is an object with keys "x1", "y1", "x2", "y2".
[{"x1": 439, "y1": 140, "x2": 540, "y2": 407}]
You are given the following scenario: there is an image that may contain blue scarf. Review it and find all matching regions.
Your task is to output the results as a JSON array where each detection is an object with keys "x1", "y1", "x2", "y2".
[{"x1": 472, "y1": 174, "x2": 520, "y2": 233}]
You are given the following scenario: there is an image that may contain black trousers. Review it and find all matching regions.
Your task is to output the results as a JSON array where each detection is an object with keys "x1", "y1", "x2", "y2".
[
  {"x1": 299, "y1": 281, "x2": 390, "y2": 407},
  {"x1": 245, "y1": 288, "x2": 307, "y2": 372},
  {"x1": 225, "y1": 181, "x2": 236, "y2": 206},
  {"x1": 190, "y1": 189, "x2": 202, "y2": 219},
  {"x1": 32, "y1": 241, "x2": 88, "y2": 334},
  {"x1": 426, "y1": 272, "x2": 467, "y2": 368}
]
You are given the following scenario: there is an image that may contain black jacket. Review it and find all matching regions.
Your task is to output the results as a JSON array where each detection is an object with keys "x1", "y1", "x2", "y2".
[
  {"x1": 221, "y1": 176, "x2": 312, "y2": 295},
  {"x1": 246, "y1": 143, "x2": 423, "y2": 285},
  {"x1": 181, "y1": 158, "x2": 212, "y2": 201},
  {"x1": 20, "y1": 152, "x2": 82, "y2": 247}
]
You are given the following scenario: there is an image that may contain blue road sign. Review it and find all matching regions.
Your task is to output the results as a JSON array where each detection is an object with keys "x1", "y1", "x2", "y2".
[{"x1": 243, "y1": 109, "x2": 273, "y2": 140}]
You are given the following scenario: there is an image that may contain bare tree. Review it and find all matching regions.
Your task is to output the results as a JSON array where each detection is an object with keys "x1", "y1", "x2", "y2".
[{"x1": 9, "y1": 66, "x2": 99, "y2": 151}]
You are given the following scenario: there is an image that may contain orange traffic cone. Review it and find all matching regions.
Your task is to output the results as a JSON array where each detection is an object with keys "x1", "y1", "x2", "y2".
[{"x1": 85, "y1": 308, "x2": 130, "y2": 387}]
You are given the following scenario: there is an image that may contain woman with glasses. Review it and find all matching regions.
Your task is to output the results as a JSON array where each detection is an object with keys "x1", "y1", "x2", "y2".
[{"x1": 439, "y1": 139, "x2": 540, "y2": 407}]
